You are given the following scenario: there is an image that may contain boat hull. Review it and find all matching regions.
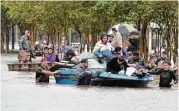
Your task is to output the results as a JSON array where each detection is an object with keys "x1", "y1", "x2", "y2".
[
  {"x1": 54, "y1": 69, "x2": 153, "y2": 87},
  {"x1": 90, "y1": 78, "x2": 150, "y2": 87}
]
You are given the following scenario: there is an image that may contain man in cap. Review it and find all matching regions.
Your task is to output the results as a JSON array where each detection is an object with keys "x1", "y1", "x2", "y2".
[{"x1": 76, "y1": 59, "x2": 92, "y2": 85}]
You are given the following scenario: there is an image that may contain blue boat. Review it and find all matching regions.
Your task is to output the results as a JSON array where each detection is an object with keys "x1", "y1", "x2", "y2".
[
  {"x1": 54, "y1": 68, "x2": 153, "y2": 87},
  {"x1": 54, "y1": 54, "x2": 153, "y2": 87}
]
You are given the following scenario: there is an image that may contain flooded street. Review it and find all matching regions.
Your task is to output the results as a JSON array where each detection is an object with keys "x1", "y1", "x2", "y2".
[{"x1": 1, "y1": 54, "x2": 178, "y2": 111}]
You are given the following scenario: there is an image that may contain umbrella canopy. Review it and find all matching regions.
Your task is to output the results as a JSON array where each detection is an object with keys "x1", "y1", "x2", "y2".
[{"x1": 107, "y1": 24, "x2": 137, "y2": 41}]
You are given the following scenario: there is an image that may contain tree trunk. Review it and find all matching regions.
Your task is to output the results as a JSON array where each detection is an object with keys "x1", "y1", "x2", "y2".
[
  {"x1": 1, "y1": 29, "x2": 5, "y2": 53},
  {"x1": 47, "y1": 34, "x2": 50, "y2": 45},
  {"x1": 12, "y1": 25, "x2": 15, "y2": 49},
  {"x1": 4, "y1": 27, "x2": 8, "y2": 53},
  {"x1": 136, "y1": 17, "x2": 141, "y2": 31},
  {"x1": 140, "y1": 21, "x2": 148, "y2": 62},
  {"x1": 6, "y1": 26, "x2": 9, "y2": 53}
]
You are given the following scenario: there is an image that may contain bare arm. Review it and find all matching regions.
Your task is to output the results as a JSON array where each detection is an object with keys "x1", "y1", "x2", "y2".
[
  {"x1": 54, "y1": 62, "x2": 75, "y2": 67},
  {"x1": 41, "y1": 70, "x2": 58, "y2": 76}
]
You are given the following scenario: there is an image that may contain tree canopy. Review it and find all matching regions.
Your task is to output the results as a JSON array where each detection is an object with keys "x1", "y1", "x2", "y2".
[{"x1": 1, "y1": 1, "x2": 178, "y2": 59}]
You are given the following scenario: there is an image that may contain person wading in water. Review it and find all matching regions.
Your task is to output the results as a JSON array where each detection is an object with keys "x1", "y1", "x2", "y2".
[
  {"x1": 148, "y1": 61, "x2": 178, "y2": 87},
  {"x1": 36, "y1": 58, "x2": 58, "y2": 83}
]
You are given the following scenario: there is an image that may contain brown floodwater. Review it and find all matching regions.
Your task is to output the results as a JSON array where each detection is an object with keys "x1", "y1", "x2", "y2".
[{"x1": 1, "y1": 54, "x2": 178, "y2": 111}]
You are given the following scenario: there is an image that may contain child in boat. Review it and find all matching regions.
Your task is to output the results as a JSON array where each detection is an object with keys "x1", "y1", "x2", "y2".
[
  {"x1": 148, "y1": 61, "x2": 178, "y2": 87},
  {"x1": 36, "y1": 58, "x2": 58, "y2": 83},
  {"x1": 63, "y1": 49, "x2": 79, "y2": 64},
  {"x1": 76, "y1": 59, "x2": 93, "y2": 85}
]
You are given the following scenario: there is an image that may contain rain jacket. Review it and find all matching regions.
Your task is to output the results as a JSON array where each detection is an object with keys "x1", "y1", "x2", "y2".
[{"x1": 92, "y1": 41, "x2": 114, "y2": 58}]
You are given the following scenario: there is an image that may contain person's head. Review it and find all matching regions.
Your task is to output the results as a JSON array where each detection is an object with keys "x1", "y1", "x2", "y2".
[
  {"x1": 25, "y1": 30, "x2": 30, "y2": 37},
  {"x1": 163, "y1": 61, "x2": 171, "y2": 71},
  {"x1": 41, "y1": 58, "x2": 47, "y2": 66},
  {"x1": 114, "y1": 46, "x2": 121, "y2": 53},
  {"x1": 133, "y1": 51, "x2": 139, "y2": 59},
  {"x1": 48, "y1": 47, "x2": 53, "y2": 54},
  {"x1": 161, "y1": 51, "x2": 167, "y2": 58},
  {"x1": 67, "y1": 51, "x2": 75, "y2": 59},
  {"x1": 44, "y1": 47, "x2": 48, "y2": 54},
  {"x1": 80, "y1": 59, "x2": 88, "y2": 68},
  {"x1": 112, "y1": 28, "x2": 117, "y2": 33},
  {"x1": 100, "y1": 32, "x2": 108, "y2": 43},
  {"x1": 117, "y1": 55, "x2": 125, "y2": 64}
]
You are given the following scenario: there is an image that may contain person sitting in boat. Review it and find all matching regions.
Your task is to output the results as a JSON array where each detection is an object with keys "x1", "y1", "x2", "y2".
[
  {"x1": 106, "y1": 55, "x2": 128, "y2": 74},
  {"x1": 45, "y1": 47, "x2": 59, "y2": 62},
  {"x1": 128, "y1": 51, "x2": 145, "y2": 67},
  {"x1": 76, "y1": 59, "x2": 93, "y2": 85},
  {"x1": 156, "y1": 51, "x2": 169, "y2": 68},
  {"x1": 42, "y1": 46, "x2": 48, "y2": 59},
  {"x1": 148, "y1": 61, "x2": 178, "y2": 87},
  {"x1": 36, "y1": 58, "x2": 58, "y2": 83},
  {"x1": 63, "y1": 48, "x2": 79, "y2": 64},
  {"x1": 145, "y1": 59, "x2": 157, "y2": 71},
  {"x1": 92, "y1": 32, "x2": 114, "y2": 63},
  {"x1": 108, "y1": 46, "x2": 122, "y2": 61},
  {"x1": 112, "y1": 46, "x2": 122, "y2": 57},
  {"x1": 126, "y1": 41, "x2": 136, "y2": 58}
]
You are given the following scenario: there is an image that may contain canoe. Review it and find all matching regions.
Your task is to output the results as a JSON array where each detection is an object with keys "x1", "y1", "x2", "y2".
[
  {"x1": 7, "y1": 62, "x2": 75, "y2": 72},
  {"x1": 54, "y1": 68, "x2": 154, "y2": 87},
  {"x1": 7, "y1": 52, "x2": 95, "y2": 72}
]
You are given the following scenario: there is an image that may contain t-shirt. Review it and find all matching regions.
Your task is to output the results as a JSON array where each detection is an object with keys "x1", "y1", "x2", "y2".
[{"x1": 36, "y1": 66, "x2": 49, "y2": 82}]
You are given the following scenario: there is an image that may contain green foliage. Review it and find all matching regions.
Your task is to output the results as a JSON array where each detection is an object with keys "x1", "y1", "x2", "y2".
[{"x1": 2, "y1": 1, "x2": 178, "y2": 42}]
